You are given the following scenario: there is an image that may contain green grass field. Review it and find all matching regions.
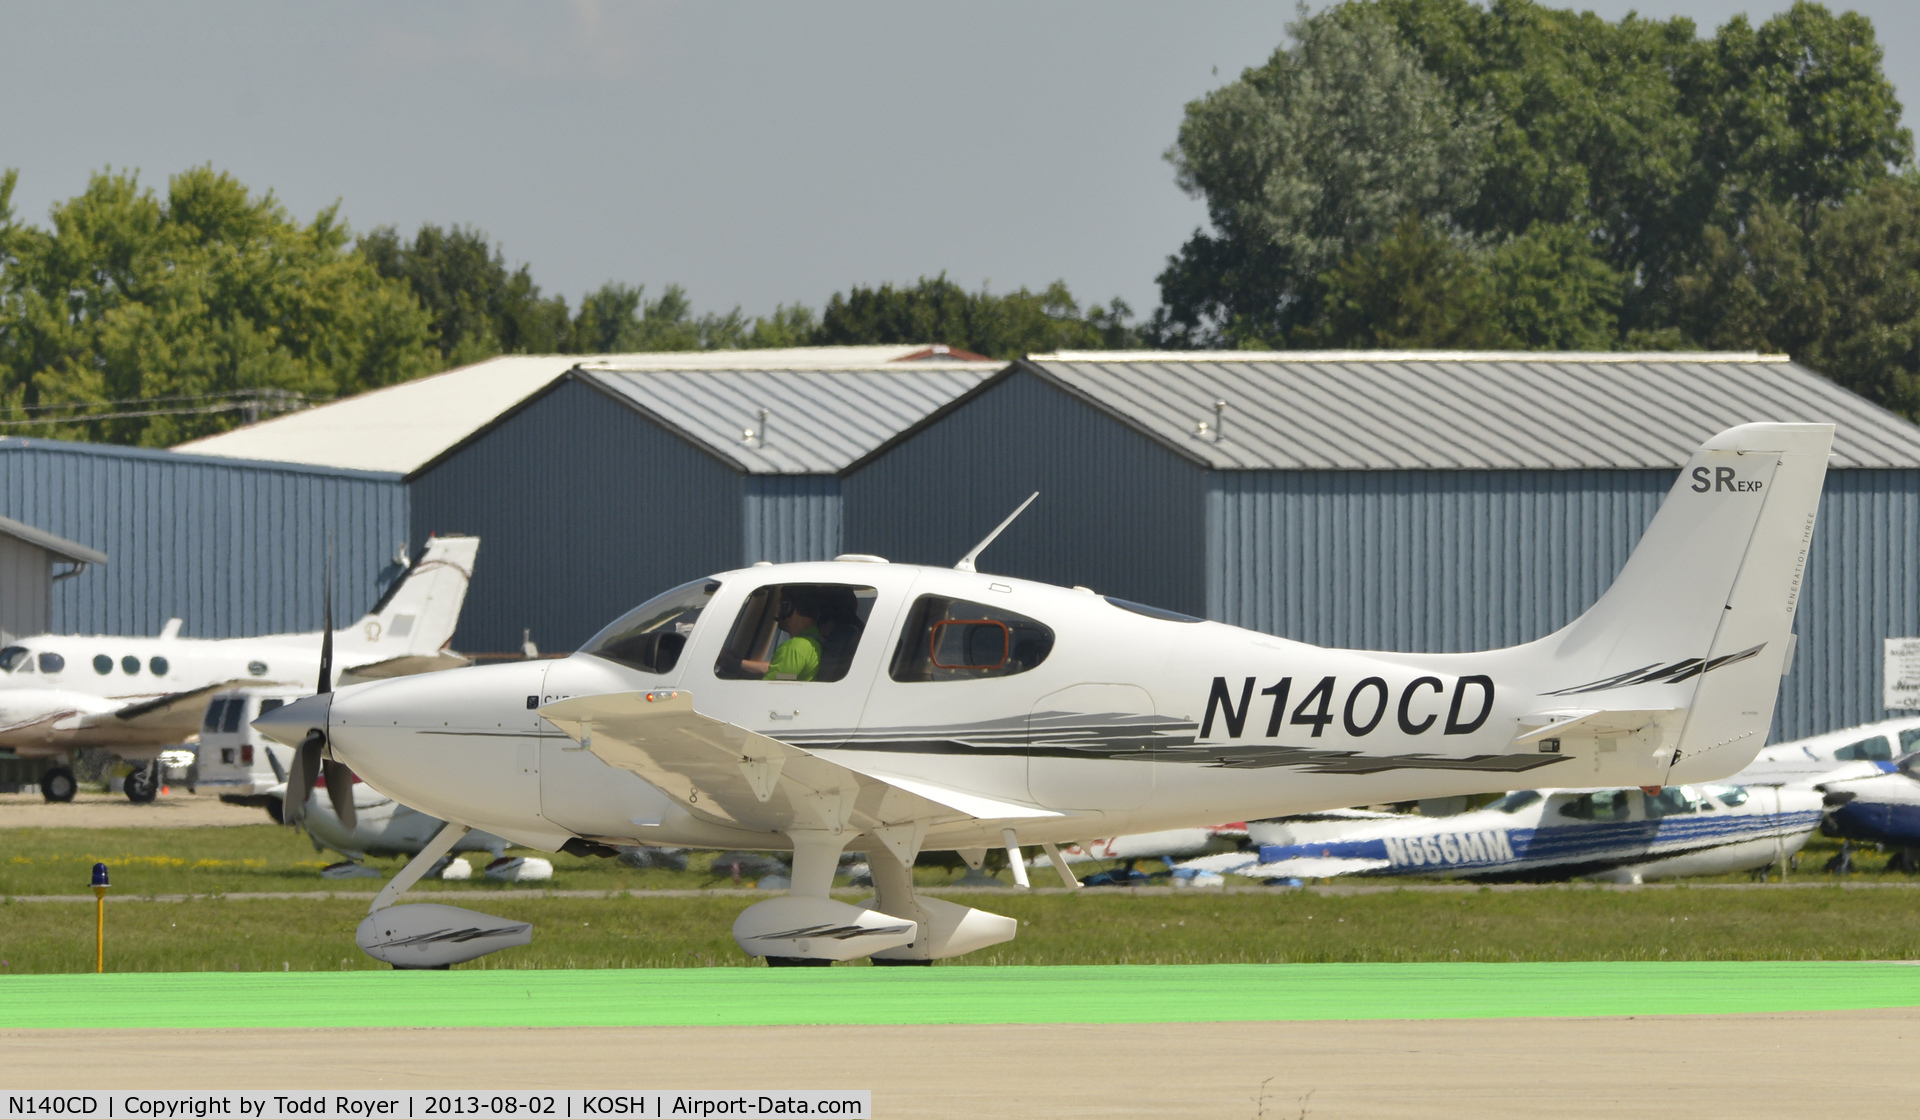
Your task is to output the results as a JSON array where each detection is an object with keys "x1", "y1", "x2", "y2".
[
  {"x1": 4, "y1": 961, "x2": 1918, "y2": 1029},
  {"x1": 2, "y1": 826, "x2": 1917, "y2": 975}
]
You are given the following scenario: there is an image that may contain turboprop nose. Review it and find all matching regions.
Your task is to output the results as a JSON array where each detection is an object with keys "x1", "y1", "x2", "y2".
[{"x1": 252, "y1": 692, "x2": 331, "y2": 748}]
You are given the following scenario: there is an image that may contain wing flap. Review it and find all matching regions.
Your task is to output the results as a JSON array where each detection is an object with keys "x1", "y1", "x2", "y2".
[{"x1": 539, "y1": 690, "x2": 1064, "y2": 836}]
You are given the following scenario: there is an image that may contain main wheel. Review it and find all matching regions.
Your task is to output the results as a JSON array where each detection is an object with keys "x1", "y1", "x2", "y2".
[
  {"x1": 124, "y1": 763, "x2": 158, "y2": 804},
  {"x1": 39, "y1": 767, "x2": 76, "y2": 803}
]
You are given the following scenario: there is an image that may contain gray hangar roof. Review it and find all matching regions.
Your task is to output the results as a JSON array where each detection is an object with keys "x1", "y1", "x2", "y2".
[
  {"x1": 0, "y1": 513, "x2": 107, "y2": 566},
  {"x1": 575, "y1": 364, "x2": 999, "y2": 474},
  {"x1": 1016, "y1": 351, "x2": 1920, "y2": 470},
  {"x1": 174, "y1": 347, "x2": 1001, "y2": 476}
]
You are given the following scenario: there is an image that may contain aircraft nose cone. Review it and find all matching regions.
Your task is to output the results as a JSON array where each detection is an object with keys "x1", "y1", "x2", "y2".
[{"x1": 252, "y1": 692, "x2": 331, "y2": 747}]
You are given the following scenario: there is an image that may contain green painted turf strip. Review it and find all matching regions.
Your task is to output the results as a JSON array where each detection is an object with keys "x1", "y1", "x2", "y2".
[{"x1": 1, "y1": 962, "x2": 1916, "y2": 1029}]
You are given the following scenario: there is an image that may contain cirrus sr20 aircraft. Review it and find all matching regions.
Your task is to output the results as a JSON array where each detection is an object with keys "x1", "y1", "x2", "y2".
[{"x1": 257, "y1": 423, "x2": 1832, "y2": 968}]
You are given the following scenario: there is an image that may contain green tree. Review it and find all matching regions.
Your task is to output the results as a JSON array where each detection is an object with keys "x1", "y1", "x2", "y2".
[
  {"x1": 1303, "y1": 217, "x2": 1507, "y2": 348},
  {"x1": 815, "y1": 274, "x2": 1137, "y2": 358},
  {"x1": 1671, "y1": 177, "x2": 1920, "y2": 416},
  {"x1": 0, "y1": 167, "x2": 437, "y2": 446},
  {"x1": 359, "y1": 223, "x2": 572, "y2": 363},
  {"x1": 1153, "y1": 2, "x2": 1487, "y2": 346}
]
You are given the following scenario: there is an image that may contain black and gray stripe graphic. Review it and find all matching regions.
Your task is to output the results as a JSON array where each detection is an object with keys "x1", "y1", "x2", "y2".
[
  {"x1": 792, "y1": 713, "x2": 1567, "y2": 774},
  {"x1": 1544, "y1": 643, "x2": 1766, "y2": 697}
]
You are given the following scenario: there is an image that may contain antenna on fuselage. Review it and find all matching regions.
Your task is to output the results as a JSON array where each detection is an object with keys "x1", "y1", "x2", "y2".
[{"x1": 955, "y1": 492, "x2": 1038, "y2": 574}]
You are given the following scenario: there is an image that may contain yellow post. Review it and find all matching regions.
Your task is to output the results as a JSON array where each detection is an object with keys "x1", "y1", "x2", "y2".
[{"x1": 91, "y1": 862, "x2": 109, "y2": 973}]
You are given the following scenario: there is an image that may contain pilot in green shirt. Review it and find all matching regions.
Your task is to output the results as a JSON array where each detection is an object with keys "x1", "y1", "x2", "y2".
[{"x1": 765, "y1": 625, "x2": 824, "y2": 681}]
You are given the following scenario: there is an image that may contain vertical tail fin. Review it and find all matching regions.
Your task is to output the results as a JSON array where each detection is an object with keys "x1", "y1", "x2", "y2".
[
  {"x1": 1533, "y1": 423, "x2": 1832, "y2": 782},
  {"x1": 350, "y1": 535, "x2": 479, "y2": 654}
]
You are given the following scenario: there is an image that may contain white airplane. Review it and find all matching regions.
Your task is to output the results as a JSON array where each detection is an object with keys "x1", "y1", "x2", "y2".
[
  {"x1": 256, "y1": 423, "x2": 1833, "y2": 968},
  {"x1": 0, "y1": 534, "x2": 479, "y2": 803},
  {"x1": 255, "y1": 767, "x2": 512, "y2": 872},
  {"x1": 1724, "y1": 715, "x2": 1920, "y2": 789},
  {"x1": 1182, "y1": 783, "x2": 1825, "y2": 884}
]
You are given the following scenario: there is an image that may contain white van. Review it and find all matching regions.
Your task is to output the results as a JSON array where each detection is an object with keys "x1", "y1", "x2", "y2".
[{"x1": 199, "y1": 685, "x2": 306, "y2": 801}]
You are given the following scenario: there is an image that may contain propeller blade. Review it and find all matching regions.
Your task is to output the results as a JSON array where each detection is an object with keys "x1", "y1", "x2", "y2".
[
  {"x1": 317, "y1": 535, "x2": 334, "y2": 694},
  {"x1": 323, "y1": 758, "x2": 357, "y2": 831},
  {"x1": 286, "y1": 731, "x2": 323, "y2": 827}
]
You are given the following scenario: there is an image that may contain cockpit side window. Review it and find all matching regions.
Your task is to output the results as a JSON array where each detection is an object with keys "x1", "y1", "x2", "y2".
[
  {"x1": 1835, "y1": 735, "x2": 1893, "y2": 762},
  {"x1": 889, "y1": 595, "x2": 1055, "y2": 683},
  {"x1": 1557, "y1": 790, "x2": 1632, "y2": 821},
  {"x1": 714, "y1": 584, "x2": 875, "y2": 682},
  {"x1": 582, "y1": 579, "x2": 720, "y2": 674},
  {"x1": 1643, "y1": 786, "x2": 1703, "y2": 817},
  {"x1": 0, "y1": 646, "x2": 30, "y2": 672}
]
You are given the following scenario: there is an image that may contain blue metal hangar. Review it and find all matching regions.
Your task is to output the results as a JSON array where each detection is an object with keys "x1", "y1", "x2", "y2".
[
  {"x1": 176, "y1": 346, "x2": 1001, "y2": 653},
  {"x1": 842, "y1": 351, "x2": 1920, "y2": 742}
]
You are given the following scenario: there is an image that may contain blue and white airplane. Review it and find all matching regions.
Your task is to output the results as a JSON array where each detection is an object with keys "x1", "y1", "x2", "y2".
[
  {"x1": 1813, "y1": 754, "x2": 1920, "y2": 871},
  {"x1": 1725, "y1": 715, "x2": 1920, "y2": 789},
  {"x1": 1182, "y1": 784, "x2": 1825, "y2": 885}
]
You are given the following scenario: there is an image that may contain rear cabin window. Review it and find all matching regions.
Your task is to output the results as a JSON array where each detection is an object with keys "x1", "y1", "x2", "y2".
[
  {"x1": 93, "y1": 654, "x2": 112, "y2": 675},
  {"x1": 1834, "y1": 735, "x2": 1893, "y2": 762},
  {"x1": 715, "y1": 584, "x2": 875, "y2": 683},
  {"x1": 889, "y1": 595, "x2": 1055, "y2": 683},
  {"x1": 583, "y1": 579, "x2": 719, "y2": 674}
]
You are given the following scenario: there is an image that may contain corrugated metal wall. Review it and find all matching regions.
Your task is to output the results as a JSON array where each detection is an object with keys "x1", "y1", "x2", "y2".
[
  {"x1": 1789, "y1": 470, "x2": 1920, "y2": 739},
  {"x1": 743, "y1": 476, "x2": 841, "y2": 563},
  {"x1": 0, "y1": 535, "x2": 51, "y2": 644},
  {"x1": 844, "y1": 371, "x2": 1208, "y2": 615},
  {"x1": 408, "y1": 378, "x2": 746, "y2": 653},
  {"x1": 1207, "y1": 468, "x2": 1920, "y2": 742},
  {"x1": 0, "y1": 440, "x2": 409, "y2": 639}
]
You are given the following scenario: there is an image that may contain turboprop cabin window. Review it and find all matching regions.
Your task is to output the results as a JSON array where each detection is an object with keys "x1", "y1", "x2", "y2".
[
  {"x1": 1834, "y1": 735, "x2": 1893, "y2": 762},
  {"x1": 583, "y1": 578, "x2": 719, "y2": 674},
  {"x1": 715, "y1": 583, "x2": 876, "y2": 682},
  {"x1": 889, "y1": 595, "x2": 1054, "y2": 682},
  {"x1": 38, "y1": 652, "x2": 63, "y2": 674},
  {"x1": 0, "y1": 647, "x2": 29, "y2": 672}
]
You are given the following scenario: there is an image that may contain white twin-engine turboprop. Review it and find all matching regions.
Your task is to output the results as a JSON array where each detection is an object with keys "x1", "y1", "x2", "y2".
[
  {"x1": 257, "y1": 423, "x2": 1833, "y2": 968},
  {"x1": 0, "y1": 535, "x2": 478, "y2": 802}
]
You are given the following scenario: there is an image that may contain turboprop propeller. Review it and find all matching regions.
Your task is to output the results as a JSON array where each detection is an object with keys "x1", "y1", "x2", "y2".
[{"x1": 285, "y1": 541, "x2": 356, "y2": 831}]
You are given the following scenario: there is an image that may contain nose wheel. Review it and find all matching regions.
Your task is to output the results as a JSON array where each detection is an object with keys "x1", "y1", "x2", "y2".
[{"x1": 124, "y1": 762, "x2": 159, "y2": 804}]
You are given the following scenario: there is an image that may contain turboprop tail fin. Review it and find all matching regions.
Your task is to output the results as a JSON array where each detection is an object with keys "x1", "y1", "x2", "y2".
[
  {"x1": 1531, "y1": 423, "x2": 1832, "y2": 783},
  {"x1": 350, "y1": 535, "x2": 479, "y2": 654}
]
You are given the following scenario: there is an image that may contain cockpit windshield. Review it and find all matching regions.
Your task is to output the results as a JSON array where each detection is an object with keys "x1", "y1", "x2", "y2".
[
  {"x1": 1486, "y1": 789, "x2": 1542, "y2": 814},
  {"x1": 0, "y1": 646, "x2": 30, "y2": 672},
  {"x1": 582, "y1": 579, "x2": 720, "y2": 674}
]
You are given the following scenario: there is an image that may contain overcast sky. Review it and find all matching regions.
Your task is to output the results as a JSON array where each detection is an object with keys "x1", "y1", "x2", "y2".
[{"x1": 4, "y1": 2, "x2": 1915, "y2": 322}]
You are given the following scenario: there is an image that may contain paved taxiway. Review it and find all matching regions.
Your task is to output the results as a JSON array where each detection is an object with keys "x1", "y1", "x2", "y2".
[
  {"x1": 0, "y1": 790, "x2": 262, "y2": 828},
  {"x1": 3, "y1": 1011, "x2": 1913, "y2": 1118}
]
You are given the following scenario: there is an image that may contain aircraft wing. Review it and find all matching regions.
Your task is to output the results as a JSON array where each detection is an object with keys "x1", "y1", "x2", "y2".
[
  {"x1": 0, "y1": 681, "x2": 250, "y2": 749},
  {"x1": 338, "y1": 651, "x2": 473, "y2": 686},
  {"x1": 540, "y1": 690, "x2": 1066, "y2": 840}
]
